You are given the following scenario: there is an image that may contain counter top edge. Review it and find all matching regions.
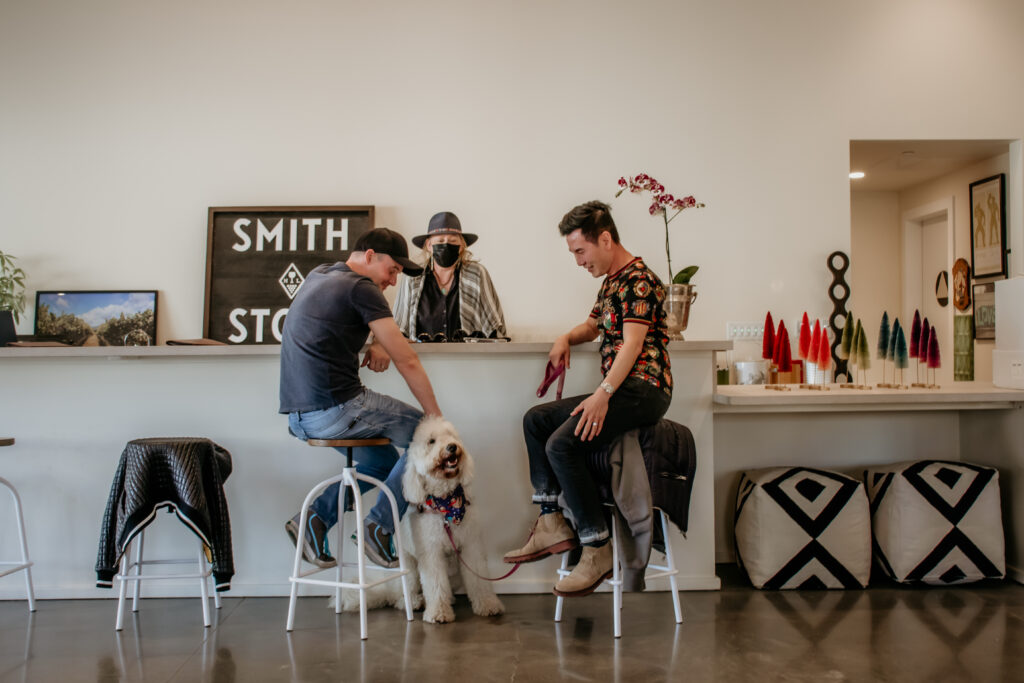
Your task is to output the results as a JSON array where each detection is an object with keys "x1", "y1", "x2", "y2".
[{"x1": 0, "y1": 339, "x2": 732, "y2": 359}]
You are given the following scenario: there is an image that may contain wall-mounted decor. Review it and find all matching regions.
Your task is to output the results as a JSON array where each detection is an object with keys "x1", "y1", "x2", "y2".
[
  {"x1": 953, "y1": 315, "x2": 974, "y2": 381},
  {"x1": 952, "y1": 258, "x2": 971, "y2": 311},
  {"x1": 204, "y1": 206, "x2": 374, "y2": 344},
  {"x1": 935, "y1": 270, "x2": 949, "y2": 307},
  {"x1": 827, "y1": 251, "x2": 851, "y2": 383},
  {"x1": 972, "y1": 282, "x2": 996, "y2": 340},
  {"x1": 34, "y1": 291, "x2": 157, "y2": 346},
  {"x1": 969, "y1": 174, "x2": 1006, "y2": 279}
]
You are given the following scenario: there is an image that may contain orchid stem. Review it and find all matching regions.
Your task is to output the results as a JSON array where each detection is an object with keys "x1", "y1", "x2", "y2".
[{"x1": 664, "y1": 214, "x2": 672, "y2": 283}]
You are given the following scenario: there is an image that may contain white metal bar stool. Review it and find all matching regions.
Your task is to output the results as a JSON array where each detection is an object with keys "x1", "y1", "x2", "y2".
[
  {"x1": 286, "y1": 438, "x2": 413, "y2": 639},
  {"x1": 555, "y1": 507, "x2": 682, "y2": 638},
  {"x1": 0, "y1": 437, "x2": 36, "y2": 612},
  {"x1": 114, "y1": 518, "x2": 222, "y2": 630}
]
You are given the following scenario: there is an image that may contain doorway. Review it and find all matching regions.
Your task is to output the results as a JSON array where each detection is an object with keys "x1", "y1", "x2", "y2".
[{"x1": 902, "y1": 198, "x2": 953, "y2": 386}]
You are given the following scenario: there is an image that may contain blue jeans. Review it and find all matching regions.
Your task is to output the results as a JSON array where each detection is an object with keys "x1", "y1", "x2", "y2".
[
  {"x1": 524, "y1": 378, "x2": 671, "y2": 544},
  {"x1": 288, "y1": 388, "x2": 422, "y2": 534}
]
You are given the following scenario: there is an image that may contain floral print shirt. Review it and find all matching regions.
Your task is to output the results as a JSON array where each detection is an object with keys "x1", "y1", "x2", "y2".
[{"x1": 589, "y1": 257, "x2": 672, "y2": 397}]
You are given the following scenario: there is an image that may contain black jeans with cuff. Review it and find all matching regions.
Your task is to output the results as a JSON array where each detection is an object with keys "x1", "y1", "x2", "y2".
[{"x1": 523, "y1": 377, "x2": 671, "y2": 545}]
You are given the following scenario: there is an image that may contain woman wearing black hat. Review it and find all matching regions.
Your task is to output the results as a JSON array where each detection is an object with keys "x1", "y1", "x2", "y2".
[{"x1": 393, "y1": 211, "x2": 507, "y2": 341}]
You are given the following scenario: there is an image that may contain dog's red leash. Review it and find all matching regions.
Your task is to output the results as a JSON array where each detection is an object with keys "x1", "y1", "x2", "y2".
[{"x1": 443, "y1": 523, "x2": 523, "y2": 582}]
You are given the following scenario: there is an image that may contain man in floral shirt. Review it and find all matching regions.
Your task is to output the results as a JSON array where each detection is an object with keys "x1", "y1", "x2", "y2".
[{"x1": 503, "y1": 200, "x2": 672, "y2": 597}]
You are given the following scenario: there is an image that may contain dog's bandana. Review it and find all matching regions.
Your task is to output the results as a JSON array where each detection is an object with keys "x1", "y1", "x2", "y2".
[{"x1": 423, "y1": 485, "x2": 468, "y2": 526}]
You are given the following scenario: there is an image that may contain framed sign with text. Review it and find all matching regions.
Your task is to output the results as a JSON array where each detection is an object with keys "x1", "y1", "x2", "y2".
[{"x1": 203, "y1": 206, "x2": 374, "y2": 344}]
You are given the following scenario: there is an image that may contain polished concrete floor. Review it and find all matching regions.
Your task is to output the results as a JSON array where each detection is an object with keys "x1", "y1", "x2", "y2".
[{"x1": 2, "y1": 568, "x2": 1023, "y2": 682}]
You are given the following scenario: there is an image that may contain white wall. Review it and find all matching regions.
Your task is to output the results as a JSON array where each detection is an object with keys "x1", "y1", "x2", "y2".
[
  {"x1": 850, "y1": 191, "x2": 902, "y2": 384},
  {"x1": 3, "y1": 0, "x2": 1024, "y2": 344}
]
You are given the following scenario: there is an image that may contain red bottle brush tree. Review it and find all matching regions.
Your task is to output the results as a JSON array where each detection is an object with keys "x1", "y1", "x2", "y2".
[
  {"x1": 909, "y1": 310, "x2": 922, "y2": 358},
  {"x1": 778, "y1": 327, "x2": 793, "y2": 374},
  {"x1": 763, "y1": 312, "x2": 776, "y2": 361},
  {"x1": 799, "y1": 312, "x2": 811, "y2": 359},
  {"x1": 808, "y1": 319, "x2": 822, "y2": 365},
  {"x1": 817, "y1": 326, "x2": 831, "y2": 383}
]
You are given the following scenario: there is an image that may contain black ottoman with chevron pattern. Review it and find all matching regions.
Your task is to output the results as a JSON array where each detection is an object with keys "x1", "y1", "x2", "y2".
[
  {"x1": 735, "y1": 467, "x2": 871, "y2": 589},
  {"x1": 864, "y1": 460, "x2": 1005, "y2": 585}
]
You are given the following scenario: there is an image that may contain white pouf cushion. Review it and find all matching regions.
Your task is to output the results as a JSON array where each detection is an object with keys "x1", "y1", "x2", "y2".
[
  {"x1": 735, "y1": 467, "x2": 871, "y2": 589},
  {"x1": 864, "y1": 460, "x2": 1005, "y2": 585}
]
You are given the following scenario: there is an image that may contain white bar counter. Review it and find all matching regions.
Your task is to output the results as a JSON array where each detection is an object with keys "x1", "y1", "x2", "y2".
[{"x1": 0, "y1": 340, "x2": 729, "y2": 598}]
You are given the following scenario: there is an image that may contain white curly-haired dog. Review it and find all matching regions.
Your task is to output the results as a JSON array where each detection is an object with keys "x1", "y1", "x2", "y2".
[{"x1": 339, "y1": 416, "x2": 504, "y2": 623}]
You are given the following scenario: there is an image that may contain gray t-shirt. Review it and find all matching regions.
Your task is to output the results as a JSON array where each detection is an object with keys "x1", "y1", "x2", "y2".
[{"x1": 279, "y1": 263, "x2": 392, "y2": 413}]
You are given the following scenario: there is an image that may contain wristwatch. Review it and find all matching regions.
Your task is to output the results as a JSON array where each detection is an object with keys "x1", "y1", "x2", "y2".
[{"x1": 599, "y1": 381, "x2": 615, "y2": 395}]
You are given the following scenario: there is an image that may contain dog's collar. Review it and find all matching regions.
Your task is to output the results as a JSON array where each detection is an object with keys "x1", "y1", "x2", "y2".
[{"x1": 420, "y1": 484, "x2": 468, "y2": 526}]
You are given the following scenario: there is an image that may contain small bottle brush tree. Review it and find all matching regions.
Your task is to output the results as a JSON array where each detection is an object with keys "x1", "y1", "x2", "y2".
[
  {"x1": 893, "y1": 323, "x2": 909, "y2": 386},
  {"x1": 854, "y1": 318, "x2": 871, "y2": 386},
  {"x1": 917, "y1": 319, "x2": 931, "y2": 386},
  {"x1": 927, "y1": 324, "x2": 941, "y2": 387},
  {"x1": 799, "y1": 312, "x2": 811, "y2": 361},
  {"x1": 877, "y1": 312, "x2": 891, "y2": 385},
  {"x1": 806, "y1": 318, "x2": 822, "y2": 385},
  {"x1": 817, "y1": 324, "x2": 832, "y2": 385},
  {"x1": 887, "y1": 318, "x2": 901, "y2": 386},
  {"x1": 775, "y1": 324, "x2": 793, "y2": 381},
  {"x1": 909, "y1": 311, "x2": 925, "y2": 385},
  {"x1": 762, "y1": 312, "x2": 776, "y2": 363}
]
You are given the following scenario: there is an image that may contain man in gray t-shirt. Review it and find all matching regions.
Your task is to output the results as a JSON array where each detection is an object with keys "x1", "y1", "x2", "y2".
[{"x1": 280, "y1": 228, "x2": 442, "y2": 569}]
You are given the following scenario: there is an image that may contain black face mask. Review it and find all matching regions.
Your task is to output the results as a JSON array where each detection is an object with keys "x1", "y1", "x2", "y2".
[{"x1": 432, "y1": 243, "x2": 461, "y2": 268}]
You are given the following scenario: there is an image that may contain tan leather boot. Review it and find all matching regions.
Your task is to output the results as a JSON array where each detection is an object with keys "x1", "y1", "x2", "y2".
[
  {"x1": 503, "y1": 511, "x2": 578, "y2": 564},
  {"x1": 553, "y1": 542, "x2": 614, "y2": 597}
]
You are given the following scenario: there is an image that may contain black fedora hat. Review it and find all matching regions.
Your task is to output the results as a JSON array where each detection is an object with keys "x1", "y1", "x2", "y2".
[
  {"x1": 354, "y1": 228, "x2": 423, "y2": 276},
  {"x1": 412, "y1": 211, "x2": 478, "y2": 249}
]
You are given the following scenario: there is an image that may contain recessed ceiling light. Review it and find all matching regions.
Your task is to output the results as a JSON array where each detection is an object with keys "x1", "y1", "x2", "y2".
[{"x1": 849, "y1": 171, "x2": 865, "y2": 179}]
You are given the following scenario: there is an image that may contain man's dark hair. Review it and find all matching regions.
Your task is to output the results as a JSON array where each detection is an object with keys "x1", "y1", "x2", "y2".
[{"x1": 557, "y1": 200, "x2": 619, "y2": 244}]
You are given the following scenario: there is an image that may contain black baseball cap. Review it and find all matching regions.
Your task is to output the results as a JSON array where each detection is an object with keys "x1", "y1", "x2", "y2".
[{"x1": 354, "y1": 228, "x2": 423, "y2": 276}]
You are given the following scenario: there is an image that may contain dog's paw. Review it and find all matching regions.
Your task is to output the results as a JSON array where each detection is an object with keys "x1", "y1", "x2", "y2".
[
  {"x1": 422, "y1": 603, "x2": 456, "y2": 624},
  {"x1": 397, "y1": 593, "x2": 425, "y2": 611},
  {"x1": 472, "y1": 597, "x2": 505, "y2": 617}
]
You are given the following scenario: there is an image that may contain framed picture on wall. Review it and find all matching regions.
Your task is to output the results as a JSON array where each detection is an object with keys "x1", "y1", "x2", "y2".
[
  {"x1": 972, "y1": 282, "x2": 996, "y2": 340},
  {"x1": 34, "y1": 291, "x2": 157, "y2": 346},
  {"x1": 969, "y1": 174, "x2": 1006, "y2": 279}
]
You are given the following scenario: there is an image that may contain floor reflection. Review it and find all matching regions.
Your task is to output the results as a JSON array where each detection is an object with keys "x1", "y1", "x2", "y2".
[{"x1": 0, "y1": 581, "x2": 1021, "y2": 683}]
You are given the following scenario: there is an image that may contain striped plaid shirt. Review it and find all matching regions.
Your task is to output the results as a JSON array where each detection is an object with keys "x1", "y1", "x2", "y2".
[{"x1": 393, "y1": 258, "x2": 507, "y2": 339}]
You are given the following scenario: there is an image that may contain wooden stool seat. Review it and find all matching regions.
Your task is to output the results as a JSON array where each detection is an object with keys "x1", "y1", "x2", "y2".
[
  {"x1": 307, "y1": 438, "x2": 391, "y2": 468},
  {"x1": 307, "y1": 438, "x2": 390, "y2": 448}
]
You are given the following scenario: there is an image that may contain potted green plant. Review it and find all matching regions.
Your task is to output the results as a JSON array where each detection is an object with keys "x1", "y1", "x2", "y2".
[
  {"x1": 616, "y1": 173, "x2": 705, "y2": 339},
  {"x1": 0, "y1": 250, "x2": 27, "y2": 334}
]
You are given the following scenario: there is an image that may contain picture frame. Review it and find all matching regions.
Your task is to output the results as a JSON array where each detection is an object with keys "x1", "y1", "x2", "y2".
[
  {"x1": 969, "y1": 174, "x2": 1006, "y2": 279},
  {"x1": 972, "y1": 282, "x2": 996, "y2": 340},
  {"x1": 34, "y1": 291, "x2": 158, "y2": 346},
  {"x1": 204, "y1": 206, "x2": 374, "y2": 344},
  {"x1": 952, "y1": 258, "x2": 971, "y2": 311}
]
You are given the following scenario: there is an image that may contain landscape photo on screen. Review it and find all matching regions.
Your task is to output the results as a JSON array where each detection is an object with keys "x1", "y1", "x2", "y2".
[{"x1": 35, "y1": 291, "x2": 157, "y2": 346}]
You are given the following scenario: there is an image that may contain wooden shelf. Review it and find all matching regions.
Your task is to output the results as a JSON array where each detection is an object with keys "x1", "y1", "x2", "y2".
[{"x1": 714, "y1": 382, "x2": 1024, "y2": 413}]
